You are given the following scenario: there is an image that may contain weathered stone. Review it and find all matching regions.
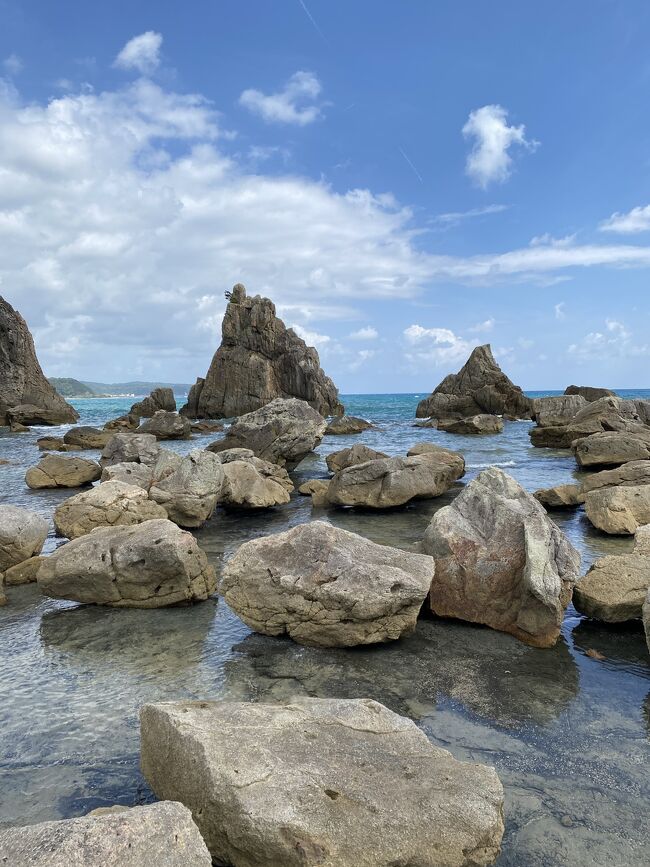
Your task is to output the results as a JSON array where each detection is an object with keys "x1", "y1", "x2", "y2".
[
  {"x1": 573, "y1": 525, "x2": 650, "y2": 622},
  {"x1": 99, "y1": 449, "x2": 182, "y2": 491},
  {"x1": 3, "y1": 555, "x2": 45, "y2": 586},
  {"x1": 416, "y1": 344, "x2": 532, "y2": 420},
  {"x1": 207, "y1": 398, "x2": 327, "y2": 468},
  {"x1": 140, "y1": 697, "x2": 505, "y2": 867},
  {"x1": 437, "y1": 414, "x2": 504, "y2": 435},
  {"x1": 530, "y1": 396, "x2": 643, "y2": 449},
  {"x1": 139, "y1": 410, "x2": 191, "y2": 440},
  {"x1": 584, "y1": 485, "x2": 650, "y2": 535},
  {"x1": 422, "y1": 467, "x2": 581, "y2": 647},
  {"x1": 0, "y1": 802, "x2": 211, "y2": 867},
  {"x1": 54, "y1": 480, "x2": 167, "y2": 539},
  {"x1": 130, "y1": 387, "x2": 176, "y2": 418},
  {"x1": 0, "y1": 505, "x2": 48, "y2": 572},
  {"x1": 39, "y1": 518, "x2": 216, "y2": 607},
  {"x1": 574, "y1": 430, "x2": 650, "y2": 467},
  {"x1": 534, "y1": 484, "x2": 584, "y2": 509},
  {"x1": 219, "y1": 456, "x2": 293, "y2": 509},
  {"x1": 63, "y1": 426, "x2": 113, "y2": 449},
  {"x1": 100, "y1": 432, "x2": 160, "y2": 467},
  {"x1": 532, "y1": 395, "x2": 587, "y2": 427},
  {"x1": 190, "y1": 420, "x2": 224, "y2": 433},
  {"x1": 25, "y1": 454, "x2": 101, "y2": 489},
  {"x1": 298, "y1": 479, "x2": 330, "y2": 505},
  {"x1": 325, "y1": 415, "x2": 375, "y2": 435},
  {"x1": 405, "y1": 443, "x2": 467, "y2": 477},
  {"x1": 327, "y1": 453, "x2": 463, "y2": 509},
  {"x1": 221, "y1": 522, "x2": 434, "y2": 647},
  {"x1": 325, "y1": 443, "x2": 388, "y2": 474},
  {"x1": 9, "y1": 420, "x2": 29, "y2": 432},
  {"x1": 181, "y1": 283, "x2": 343, "y2": 418},
  {"x1": 36, "y1": 436, "x2": 82, "y2": 452},
  {"x1": 580, "y1": 460, "x2": 650, "y2": 495},
  {"x1": 643, "y1": 588, "x2": 650, "y2": 655},
  {"x1": 149, "y1": 450, "x2": 224, "y2": 527},
  {"x1": 0, "y1": 296, "x2": 78, "y2": 426},
  {"x1": 565, "y1": 385, "x2": 616, "y2": 402},
  {"x1": 103, "y1": 412, "x2": 140, "y2": 432}
]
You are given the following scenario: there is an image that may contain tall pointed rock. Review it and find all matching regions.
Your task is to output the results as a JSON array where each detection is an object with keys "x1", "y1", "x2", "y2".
[{"x1": 182, "y1": 284, "x2": 343, "y2": 419}]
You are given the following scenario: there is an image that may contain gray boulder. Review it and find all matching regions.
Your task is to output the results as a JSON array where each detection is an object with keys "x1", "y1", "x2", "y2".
[
  {"x1": 534, "y1": 484, "x2": 584, "y2": 509},
  {"x1": 530, "y1": 396, "x2": 643, "y2": 449},
  {"x1": 405, "y1": 442, "x2": 467, "y2": 476},
  {"x1": 140, "y1": 697, "x2": 505, "y2": 867},
  {"x1": 25, "y1": 454, "x2": 101, "y2": 489},
  {"x1": 38, "y1": 518, "x2": 216, "y2": 607},
  {"x1": 54, "y1": 480, "x2": 167, "y2": 539},
  {"x1": 218, "y1": 455, "x2": 293, "y2": 509},
  {"x1": 580, "y1": 460, "x2": 650, "y2": 495},
  {"x1": 100, "y1": 433, "x2": 160, "y2": 467},
  {"x1": 99, "y1": 449, "x2": 182, "y2": 491},
  {"x1": 325, "y1": 415, "x2": 375, "y2": 435},
  {"x1": 130, "y1": 387, "x2": 176, "y2": 418},
  {"x1": 423, "y1": 467, "x2": 580, "y2": 647},
  {"x1": 564, "y1": 384, "x2": 616, "y2": 402},
  {"x1": 220, "y1": 521, "x2": 434, "y2": 647},
  {"x1": 437, "y1": 414, "x2": 504, "y2": 435},
  {"x1": 532, "y1": 395, "x2": 587, "y2": 427},
  {"x1": 584, "y1": 485, "x2": 650, "y2": 535},
  {"x1": 139, "y1": 410, "x2": 191, "y2": 440},
  {"x1": 0, "y1": 505, "x2": 48, "y2": 572},
  {"x1": 3, "y1": 555, "x2": 44, "y2": 586},
  {"x1": 103, "y1": 412, "x2": 140, "y2": 432},
  {"x1": 325, "y1": 443, "x2": 388, "y2": 474},
  {"x1": 573, "y1": 430, "x2": 650, "y2": 467},
  {"x1": 149, "y1": 450, "x2": 224, "y2": 527},
  {"x1": 63, "y1": 426, "x2": 113, "y2": 449}
]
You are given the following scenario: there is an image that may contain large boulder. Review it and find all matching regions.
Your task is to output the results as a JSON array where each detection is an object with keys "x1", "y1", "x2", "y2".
[
  {"x1": 130, "y1": 387, "x2": 176, "y2": 418},
  {"x1": 422, "y1": 467, "x2": 581, "y2": 647},
  {"x1": 139, "y1": 410, "x2": 191, "y2": 440},
  {"x1": 149, "y1": 450, "x2": 224, "y2": 527},
  {"x1": 38, "y1": 518, "x2": 216, "y2": 607},
  {"x1": 217, "y1": 452, "x2": 293, "y2": 509},
  {"x1": 437, "y1": 414, "x2": 504, "y2": 435},
  {"x1": 0, "y1": 801, "x2": 211, "y2": 867},
  {"x1": 25, "y1": 454, "x2": 101, "y2": 489},
  {"x1": 100, "y1": 432, "x2": 160, "y2": 467},
  {"x1": 532, "y1": 395, "x2": 587, "y2": 427},
  {"x1": 584, "y1": 485, "x2": 650, "y2": 535},
  {"x1": 207, "y1": 398, "x2": 327, "y2": 468},
  {"x1": 327, "y1": 453, "x2": 463, "y2": 509},
  {"x1": 0, "y1": 296, "x2": 78, "y2": 426},
  {"x1": 220, "y1": 521, "x2": 434, "y2": 646},
  {"x1": 573, "y1": 430, "x2": 650, "y2": 468},
  {"x1": 406, "y1": 442, "x2": 466, "y2": 476},
  {"x1": 573, "y1": 525, "x2": 650, "y2": 622},
  {"x1": 530, "y1": 396, "x2": 643, "y2": 448},
  {"x1": 325, "y1": 415, "x2": 374, "y2": 435},
  {"x1": 325, "y1": 443, "x2": 388, "y2": 474},
  {"x1": 63, "y1": 426, "x2": 113, "y2": 449},
  {"x1": 534, "y1": 484, "x2": 584, "y2": 509},
  {"x1": 54, "y1": 480, "x2": 167, "y2": 539},
  {"x1": 100, "y1": 449, "x2": 182, "y2": 490},
  {"x1": 564, "y1": 384, "x2": 616, "y2": 402},
  {"x1": 0, "y1": 505, "x2": 48, "y2": 572},
  {"x1": 140, "y1": 697, "x2": 505, "y2": 867},
  {"x1": 580, "y1": 460, "x2": 650, "y2": 495},
  {"x1": 415, "y1": 343, "x2": 532, "y2": 420},
  {"x1": 181, "y1": 283, "x2": 343, "y2": 418}
]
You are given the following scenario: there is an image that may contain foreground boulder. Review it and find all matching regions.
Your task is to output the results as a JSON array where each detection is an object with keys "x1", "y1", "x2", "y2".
[
  {"x1": 25, "y1": 454, "x2": 101, "y2": 489},
  {"x1": 63, "y1": 426, "x2": 113, "y2": 449},
  {"x1": 149, "y1": 450, "x2": 224, "y2": 527},
  {"x1": 580, "y1": 460, "x2": 650, "y2": 495},
  {"x1": 325, "y1": 443, "x2": 388, "y2": 474},
  {"x1": 573, "y1": 525, "x2": 650, "y2": 622},
  {"x1": 416, "y1": 343, "x2": 532, "y2": 420},
  {"x1": 181, "y1": 283, "x2": 343, "y2": 418},
  {"x1": 221, "y1": 521, "x2": 434, "y2": 646},
  {"x1": 208, "y1": 398, "x2": 327, "y2": 468},
  {"x1": 39, "y1": 518, "x2": 216, "y2": 607},
  {"x1": 0, "y1": 801, "x2": 211, "y2": 867},
  {"x1": 327, "y1": 453, "x2": 463, "y2": 509},
  {"x1": 130, "y1": 387, "x2": 176, "y2": 418},
  {"x1": 0, "y1": 505, "x2": 48, "y2": 572},
  {"x1": 216, "y1": 451, "x2": 293, "y2": 509},
  {"x1": 0, "y1": 295, "x2": 79, "y2": 426},
  {"x1": 54, "y1": 480, "x2": 167, "y2": 539},
  {"x1": 139, "y1": 410, "x2": 191, "y2": 440},
  {"x1": 584, "y1": 485, "x2": 650, "y2": 535},
  {"x1": 423, "y1": 467, "x2": 580, "y2": 647},
  {"x1": 534, "y1": 484, "x2": 584, "y2": 509},
  {"x1": 100, "y1": 432, "x2": 160, "y2": 467},
  {"x1": 573, "y1": 430, "x2": 650, "y2": 467},
  {"x1": 565, "y1": 384, "x2": 616, "y2": 402},
  {"x1": 141, "y1": 697, "x2": 505, "y2": 867},
  {"x1": 325, "y1": 415, "x2": 375, "y2": 435},
  {"x1": 437, "y1": 414, "x2": 504, "y2": 435}
]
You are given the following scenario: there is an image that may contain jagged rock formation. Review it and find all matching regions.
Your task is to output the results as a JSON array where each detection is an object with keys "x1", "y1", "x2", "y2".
[
  {"x1": 415, "y1": 344, "x2": 532, "y2": 420},
  {"x1": 130, "y1": 387, "x2": 176, "y2": 418},
  {"x1": 181, "y1": 284, "x2": 343, "y2": 419},
  {"x1": 0, "y1": 296, "x2": 79, "y2": 426}
]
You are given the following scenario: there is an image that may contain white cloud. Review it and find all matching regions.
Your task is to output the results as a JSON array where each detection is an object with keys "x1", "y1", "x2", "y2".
[
  {"x1": 517, "y1": 337, "x2": 534, "y2": 349},
  {"x1": 432, "y1": 204, "x2": 508, "y2": 226},
  {"x1": 403, "y1": 324, "x2": 476, "y2": 364},
  {"x1": 599, "y1": 205, "x2": 650, "y2": 234},
  {"x1": 530, "y1": 233, "x2": 576, "y2": 247},
  {"x1": 349, "y1": 325, "x2": 378, "y2": 340},
  {"x1": 555, "y1": 302, "x2": 566, "y2": 321},
  {"x1": 114, "y1": 31, "x2": 163, "y2": 75},
  {"x1": 289, "y1": 323, "x2": 331, "y2": 347},
  {"x1": 468, "y1": 317, "x2": 495, "y2": 333},
  {"x1": 3, "y1": 54, "x2": 23, "y2": 75},
  {"x1": 462, "y1": 104, "x2": 538, "y2": 188},
  {"x1": 349, "y1": 348, "x2": 376, "y2": 370},
  {"x1": 568, "y1": 319, "x2": 648, "y2": 360},
  {"x1": 239, "y1": 71, "x2": 323, "y2": 125}
]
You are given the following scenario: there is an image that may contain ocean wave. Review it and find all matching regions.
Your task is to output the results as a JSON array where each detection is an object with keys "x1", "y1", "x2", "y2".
[{"x1": 468, "y1": 460, "x2": 516, "y2": 469}]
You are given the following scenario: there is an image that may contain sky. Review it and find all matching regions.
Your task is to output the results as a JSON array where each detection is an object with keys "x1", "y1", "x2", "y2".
[{"x1": 2, "y1": 1, "x2": 650, "y2": 392}]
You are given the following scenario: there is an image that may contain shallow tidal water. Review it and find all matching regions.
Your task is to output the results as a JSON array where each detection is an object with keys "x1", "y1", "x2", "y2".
[{"x1": 1, "y1": 392, "x2": 649, "y2": 866}]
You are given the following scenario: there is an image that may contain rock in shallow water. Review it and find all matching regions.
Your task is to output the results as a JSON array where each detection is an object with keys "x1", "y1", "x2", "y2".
[
  {"x1": 149, "y1": 449, "x2": 224, "y2": 527},
  {"x1": 0, "y1": 505, "x2": 48, "y2": 573},
  {"x1": 140, "y1": 697, "x2": 505, "y2": 867},
  {"x1": 574, "y1": 430, "x2": 650, "y2": 468},
  {"x1": 325, "y1": 415, "x2": 375, "y2": 435},
  {"x1": 580, "y1": 459, "x2": 650, "y2": 494},
  {"x1": 534, "y1": 483, "x2": 584, "y2": 509},
  {"x1": 100, "y1": 432, "x2": 160, "y2": 468},
  {"x1": 139, "y1": 410, "x2": 191, "y2": 440},
  {"x1": 325, "y1": 442, "x2": 388, "y2": 474},
  {"x1": 25, "y1": 454, "x2": 101, "y2": 489},
  {"x1": 54, "y1": 480, "x2": 167, "y2": 539},
  {"x1": 437, "y1": 414, "x2": 504, "y2": 435},
  {"x1": 63, "y1": 425, "x2": 113, "y2": 449},
  {"x1": 584, "y1": 485, "x2": 650, "y2": 535}
]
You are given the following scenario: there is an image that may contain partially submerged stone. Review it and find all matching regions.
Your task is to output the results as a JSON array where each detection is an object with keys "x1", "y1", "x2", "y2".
[
  {"x1": 3, "y1": 554, "x2": 45, "y2": 586},
  {"x1": 36, "y1": 436, "x2": 81, "y2": 452},
  {"x1": 140, "y1": 697, "x2": 505, "y2": 867},
  {"x1": 149, "y1": 449, "x2": 224, "y2": 527},
  {"x1": 405, "y1": 443, "x2": 467, "y2": 476},
  {"x1": 139, "y1": 410, "x2": 191, "y2": 440},
  {"x1": 63, "y1": 426, "x2": 113, "y2": 449},
  {"x1": 54, "y1": 480, "x2": 167, "y2": 539},
  {"x1": 325, "y1": 443, "x2": 388, "y2": 474},
  {"x1": 532, "y1": 395, "x2": 587, "y2": 427},
  {"x1": 0, "y1": 505, "x2": 48, "y2": 573},
  {"x1": 437, "y1": 414, "x2": 504, "y2": 435},
  {"x1": 25, "y1": 454, "x2": 101, "y2": 489},
  {"x1": 130, "y1": 387, "x2": 176, "y2": 418},
  {"x1": 103, "y1": 412, "x2": 140, "y2": 432},
  {"x1": 584, "y1": 485, "x2": 650, "y2": 535},
  {"x1": 530, "y1": 396, "x2": 643, "y2": 449},
  {"x1": 534, "y1": 484, "x2": 584, "y2": 509},
  {"x1": 325, "y1": 415, "x2": 375, "y2": 435},
  {"x1": 100, "y1": 432, "x2": 160, "y2": 468}
]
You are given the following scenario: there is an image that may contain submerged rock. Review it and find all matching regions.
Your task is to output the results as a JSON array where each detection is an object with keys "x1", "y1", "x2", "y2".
[
  {"x1": 584, "y1": 485, "x2": 650, "y2": 535},
  {"x1": 139, "y1": 410, "x2": 191, "y2": 440},
  {"x1": 181, "y1": 283, "x2": 343, "y2": 418},
  {"x1": 100, "y1": 432, "x2": 160, "y2": 467},
  {"x1": 325, "y1": 415, "x2": 375, "y2": 435},
  {"x1": 140, "y1": 697, "x2": 505, "y2": 867},
  {"x1": 534, "y1": 484, "x2": 584, "y2": 509},
  {"x1": 63, "y1": 426, "x2": 113, "y2": 449},
  {"x1": 565, "y1": 385, "x2": 616, "y2": 402},
  {"x1": 220, "y1": 521, "x2": 434, "y2": 647},
  {"x1": 54, "y1": 480, "x2": 167, "y2": 539},
  {"x1": 423, "y1": 467, "x2": 580, "y2": 647},
  {"x1": 25, "y1": 454, "x2": 101, "y2": 489},
  {"x1": 0, "y1": 505, "x2": 48, "y2": 573},
  {"x1": 130, "y1": 387, "x2": 176, "y2": 418},
  {"x1": 39, "y1": 518, "x2": 216, "y2": 607},
  {"x1": 437, "y1": 414, "x2": 504, "y2": 435},
  {"x1": 149, "y1": 449, "x2": 224, "y2": 527},
  {"x1": 325, "y1": 443, "x2": 388, "y2": 474}
]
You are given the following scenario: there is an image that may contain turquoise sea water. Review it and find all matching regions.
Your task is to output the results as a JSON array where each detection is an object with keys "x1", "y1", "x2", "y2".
[{"x1": 0, "y1": 392, "x2": 649, "y2": 865}]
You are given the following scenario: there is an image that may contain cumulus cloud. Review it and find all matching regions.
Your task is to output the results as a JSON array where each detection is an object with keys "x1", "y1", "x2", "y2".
[
  {"x1": 3, "y1": 54, "x2": 23, "y2": 75},
  {"x1": 114, "y1": 31, "x2": 163, "y2": 75},
  {"x1": 462, "y1": 104, "x2": 537, "y2": 188},
  {"x1": 568, "y1": 319, "x2": 648, "y2": 360},
  {"x1": 239, "y1": 71, "x2": 323, "y2": 125},
  {"x1": 468, "y1": 317, "x2": 495, "y2": 333},
  {"x1": 403, "y1": 324, "x2": 476, "y2": 364},
  {"x1": 290, "y1": 323, "x2": 331, "y2": 347},
  {"x1": 599, "y1": 204, "x2": 650, "y2": 234},
  {"x1": 349, "y1": 326, "x2": 378, "y2": 340}
]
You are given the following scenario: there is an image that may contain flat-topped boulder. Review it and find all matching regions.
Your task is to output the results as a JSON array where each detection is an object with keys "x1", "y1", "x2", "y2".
[
  {"x1": 140, "y1": 697, "x2": 505, "y2": 867},
  {"x1": 325, "y1": 443, "x2": 388, "y2": 474},
  {"x1": 139, "y1": 410, "x2": 191, "y2": 440},
  {"x1": 220, "y1": 521, "x2": 434, "y2": 646},
  {"x1": 565, "y1": 384, "x2": 616, "y2": 402},
  {"x1": 216, "y1": 452, "x2": 293, "y2": 509},
  {"x1": 405, "y1": 442, "x2": 467, "y2": 474},
  {"x1": 573, "y1": 430, "x2": 650, "y2": 467},
  {"x1": 423, "y1": 467, "x2": 580, "y2": 647},
  {"x1": 530, "y1": 396, "x2": 643, "y2": 449},
  {"x1": 39, "y1": 518, "x2": 216, "y2": 607},
  {"x1": 63, "y1": 426, "x2": 113, "y2": 449},
  {"x1": 181, "y1": 283, "x2": 343, "y2": 418},
  {"x1": 325, "y1": 415, "x2": 375, "y2": 435},
  {"x1": 26, "y1": 454, "x2": 101, "y2": 489},
  {"x1": 584, "y1": 485, "x2": 650, "y2": 535},
  {"x1": 100, "y1": 432, "x2": 160, "y2": 467},
  {"x1": 437, "y1": 414, "x2": 504, "y2": 435},
  {"x1": 532, "y1": 395, "x2": 587, "y2": 427},
  {"x1": 573, "y1": 525, "x2": 650, "y2": 622},
  {"x1": 207, "y1": 398, "x2": 327, "y2": 468},
  {"x1": 54, "y1": 480, "x2": 167, "y2": 539},
  {"x1": 580, "y1": 460, "x2": 650, "y2": 495},
  {"x1": 130, "y1": 387, "x2": 176, "y2": 418},
  {"x1": 149, "y1": 450, "x2": 224, "y2": 527},
  {"x1": 534, "y1": 483, "x2": 584, "y2": 509},
  {"x1": 416, "y1": 343, "x2": 532, "y2": 420},
  {"x1": 0, "y1": 801, "x2": 211, "y2": 867},
  {"x1": 0, "y1": 505, "x2": 48, "y2": 572}
]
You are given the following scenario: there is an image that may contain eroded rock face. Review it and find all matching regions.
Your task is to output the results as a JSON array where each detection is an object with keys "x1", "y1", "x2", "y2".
[
  {"x1": 580, "y1": 460, "x2": 650, "y2": 495},
  {"x1": 0, "y1": 296, "x2": 78, "y2": 426},
  {"x1": 415, "y1": 344, "x2": 532, "y2": 420},
  {"x1": 207, "y1": 398, "x2": 327, "y2": 468},
  {"x1": 565, "y1": 385, "x2": 616, "y2": 402},
  {"x1": 54, "y1": 480, "x2": 167, "y2": 539},
  {"x1": 63, "y1": 426, "x2": 112, "y2": 449},
  {"x1": 529, "y1": 396, "x2": 643, "y2": 449},
  {"x1": 149, "y1": 450, "x2": 224, "y2": 527},
  {"x1": 584, "y1": 485, "x2": 650, "y2": 535},
  {"x1": 532, "y1": 395, "x2": 587, "y2": 427},
  {"x1": 26, "y1": 454, "x2": 101, "y2": 489},
  {"x1": 181, "y1": 283, "x2": 343, "y2": 418},
  {"x1": 0, "y1": 801, "x2": 211, "y2": 867},
  {"x1": 534, "y1": 484, "x2": 584, "y2": 509},
  {"x1": 139, "y1": 411, "x2": 191, "y2": 440},
  {"x1": 0, "y1": 505, "x2": 48, "y2": 572},
  {"x1": 140, "y1": 697, "x2": 505, "y2": 867},
  {"x1": 130, "y1": 387, "x2": 176, "y2": 418},
  {"x1": 325, "y1": 416, "x2": 374, "y2": 435},
  {"x1": 325, "y1": 443, "x2": 388, "y2": 474},
  {"x1": 573, "y1": 430, "x2": 650, "y2": 467},
  {"x1": 423, "y1": 468, "x2": 581, "y2": 647},
  {"x1": 437, "y1": 414, "x2": 504, "y2": 435},
  {"x1": 220, "y1": 521, "x2": 434, "y2": 646},
  {"x1": 100, "y1": 432, "x2": 160, "y2": 467},
  {"x1": 573, "y1": 525, "x2": 650, "y2": 622},
  {"x1": 38, "y1": 518, "x2": 216, "y2": 607}
]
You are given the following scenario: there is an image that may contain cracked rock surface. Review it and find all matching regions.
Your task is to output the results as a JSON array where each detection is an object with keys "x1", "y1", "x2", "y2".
[{"x1": 54, "y1": 480, "x2": 167, "y2": 539}]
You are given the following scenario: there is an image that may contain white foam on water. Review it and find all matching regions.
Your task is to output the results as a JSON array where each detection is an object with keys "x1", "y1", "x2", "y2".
[{"x1": 468, "y1": 460, "x2": 516, "y2": 469}]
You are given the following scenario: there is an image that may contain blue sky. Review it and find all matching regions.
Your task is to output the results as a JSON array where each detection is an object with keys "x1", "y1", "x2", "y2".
[{"x1": 2, "y1": 0, "x2": 650, "y2": 392}]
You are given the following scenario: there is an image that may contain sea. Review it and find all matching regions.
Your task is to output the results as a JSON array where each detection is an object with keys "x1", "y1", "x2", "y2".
[{"x1": 1, "y1": 391, "x2": 649, "y2": 865}]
